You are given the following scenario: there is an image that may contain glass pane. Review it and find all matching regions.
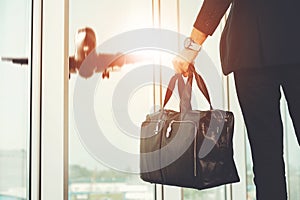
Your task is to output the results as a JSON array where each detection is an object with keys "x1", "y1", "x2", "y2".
[
  {"x1": 245, "y1": 137, "x2": 255, "y2": 200},
  {"x1": 68, "y1": 1, "x2": 155, "y2": 200},
  {"x1": 0, "y1": 0, "x2": 31, "y2": 200},
  {"x1": 283, "y1": 98, "x2": 300, "y2": 200}
]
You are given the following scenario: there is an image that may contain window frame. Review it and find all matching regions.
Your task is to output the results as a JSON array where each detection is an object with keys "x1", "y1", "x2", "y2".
[{"x1": 31, "y1": 0, "x2": 69, "y2": 199}]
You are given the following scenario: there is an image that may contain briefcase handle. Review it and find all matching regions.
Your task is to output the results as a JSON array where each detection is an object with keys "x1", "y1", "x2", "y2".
[{"x1": 163, "y1": 64, "x2": 213, "y2": 111}]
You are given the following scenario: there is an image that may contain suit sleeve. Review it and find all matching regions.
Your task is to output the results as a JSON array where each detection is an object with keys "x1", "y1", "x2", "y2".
[{"x1": 194, "y1": 0, "x2": 232, "y2": 35}]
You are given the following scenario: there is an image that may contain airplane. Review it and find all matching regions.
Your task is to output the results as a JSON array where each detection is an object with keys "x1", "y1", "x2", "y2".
[{"x1": 1, "y1": 52, "x2": 150, "y2": 79}]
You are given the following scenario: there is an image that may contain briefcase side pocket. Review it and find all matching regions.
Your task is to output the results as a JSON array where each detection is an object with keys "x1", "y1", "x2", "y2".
[{"x1": 140, "y1": 120, "x2": 165, "y2": 183}]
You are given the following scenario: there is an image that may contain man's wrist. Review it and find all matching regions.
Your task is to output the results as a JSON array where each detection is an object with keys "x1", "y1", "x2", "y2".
[{"x1": 191, "y1": 28, "x2": 208, "y2": 45}]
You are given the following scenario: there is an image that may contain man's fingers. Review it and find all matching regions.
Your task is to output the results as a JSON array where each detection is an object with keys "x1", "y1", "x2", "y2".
[{"x1": 172, "y1": 56, "x2": 189, "y2": 76}]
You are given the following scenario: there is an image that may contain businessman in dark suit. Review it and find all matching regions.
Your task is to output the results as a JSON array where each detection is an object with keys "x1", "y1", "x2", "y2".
[{"x1": 173, "y1": 1, "x2": 300, "y2": 199}]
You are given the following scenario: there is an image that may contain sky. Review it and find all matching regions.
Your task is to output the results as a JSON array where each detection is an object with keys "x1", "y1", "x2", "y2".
[{"x1": 0, "y1": 0, "x2": 30, "y2": 151}]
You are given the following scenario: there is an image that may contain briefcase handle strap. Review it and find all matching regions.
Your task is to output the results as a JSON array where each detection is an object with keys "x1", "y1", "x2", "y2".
[
  {"x1": 189, "y1": 65, "x2": 212, "y2": 108},
  {"x1": 163, "y1": 64, "x2": 212, "y2": 110}
]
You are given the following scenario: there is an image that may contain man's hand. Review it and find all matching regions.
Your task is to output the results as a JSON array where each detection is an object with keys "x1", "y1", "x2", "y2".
[
  {"x1": 173, "y1": 28, "x2": 208, "y2": 76},
  {"x1": 172, "y1": 56, "x2": 189, "y2": 77},
  {"x1": 172, "y1": 48, "x2": 199, "y2": 77}
]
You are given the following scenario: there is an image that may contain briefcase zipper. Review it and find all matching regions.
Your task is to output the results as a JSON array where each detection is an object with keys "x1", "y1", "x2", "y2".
[
  {"x1": 153, "y1": 120, "x2": 164, "y2": 134},
  {"x1": 166, "y1": 120, "x2": 198, "y2": 176},
  {"x1": 144, "y1": 119, "x2": 165, "y2": 134}
]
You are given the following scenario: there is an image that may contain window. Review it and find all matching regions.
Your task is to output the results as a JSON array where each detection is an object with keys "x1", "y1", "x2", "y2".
[
  {"x1": 68, "y1": 1, "x2": 155, "y2": 200},
  {"x1": 33, "y1": 1, "x2": 300, "y2": 200},
  {"x1": 0, "y1": 0, "x2": 32, "y2": 199}
]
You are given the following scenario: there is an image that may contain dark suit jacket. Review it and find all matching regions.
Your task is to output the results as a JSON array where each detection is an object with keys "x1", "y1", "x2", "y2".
[{"x1": 194, "y1": 0, "x2": 300, "y2": 75}]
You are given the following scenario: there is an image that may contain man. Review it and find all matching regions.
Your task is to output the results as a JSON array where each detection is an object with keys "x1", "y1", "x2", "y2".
[{"x1": 173, "y1": 1, "x2": 300, "y2": 199}]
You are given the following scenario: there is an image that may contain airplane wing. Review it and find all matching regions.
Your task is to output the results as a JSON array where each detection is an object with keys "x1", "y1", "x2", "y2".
[
  {"x1": 78, "y1": 52, "x2": 151, "y2": 78},
  {"x1": 1, "y1": 54, "x2": 151, "y2": 78},
  {"x1": 1, "y1": 57, "x2": 28, "y2": 65}
]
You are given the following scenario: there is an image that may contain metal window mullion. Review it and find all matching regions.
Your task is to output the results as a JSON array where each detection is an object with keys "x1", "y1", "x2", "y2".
[{"x1": 30, "y1": 0, "x2": 43, "y2": 199}]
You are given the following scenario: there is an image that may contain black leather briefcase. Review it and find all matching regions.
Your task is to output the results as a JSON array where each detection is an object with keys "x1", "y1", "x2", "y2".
[{"x1": 140, "y1": 65, "x2": 240, "y2": 190}]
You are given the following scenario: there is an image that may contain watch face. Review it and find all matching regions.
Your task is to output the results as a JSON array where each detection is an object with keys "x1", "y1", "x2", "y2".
[
  {"x1": 184, "y1": 37, "x2": 201, "y2": 51},
  {"x1": 184, "y1": 37, "x2": 192, "y2": 49}
]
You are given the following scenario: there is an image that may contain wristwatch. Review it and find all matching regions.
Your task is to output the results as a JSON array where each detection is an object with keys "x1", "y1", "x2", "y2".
[{"x1": 184, "y1": 37, "x2": 202, "y2": 52}]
